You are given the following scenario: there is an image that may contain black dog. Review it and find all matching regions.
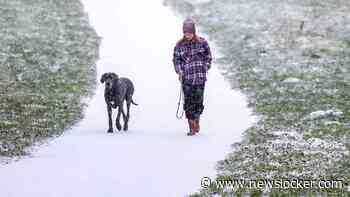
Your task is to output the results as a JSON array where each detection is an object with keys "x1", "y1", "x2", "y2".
[{"x1": 100, "y1": 72, "x2": 138, "y2": 133}]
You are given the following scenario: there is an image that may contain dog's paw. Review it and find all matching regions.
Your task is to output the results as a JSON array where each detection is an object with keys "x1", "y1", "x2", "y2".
[
  {"x1": 116, "y1": 124, "x2": 122, "y2": 131},
  {"x1": 107, "y1": 129, "x2": 113, "y2": 133},
  {"x1": 123, "y1": 125, "x2": 128, "y2": 131}
]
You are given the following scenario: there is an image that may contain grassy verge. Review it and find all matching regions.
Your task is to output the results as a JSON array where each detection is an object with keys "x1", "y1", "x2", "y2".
[{"x1": 0, "y1": 0, "x2": 100, "y2": 156}]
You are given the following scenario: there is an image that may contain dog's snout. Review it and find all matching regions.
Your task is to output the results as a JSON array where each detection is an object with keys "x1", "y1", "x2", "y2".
[{"x1": 105, "y1": 80, "x2": 113, "y2": 88}]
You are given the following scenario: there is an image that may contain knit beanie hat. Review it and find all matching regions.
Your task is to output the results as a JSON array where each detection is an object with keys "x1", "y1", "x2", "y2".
[{"x1": 183, "y1": 18, "x2": 196, "y2": 34}]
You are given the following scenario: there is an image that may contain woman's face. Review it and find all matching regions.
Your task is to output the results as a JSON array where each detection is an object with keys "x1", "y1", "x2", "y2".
[{"x1": 184, "y1": 32, "x2": 194, "y2": 40}]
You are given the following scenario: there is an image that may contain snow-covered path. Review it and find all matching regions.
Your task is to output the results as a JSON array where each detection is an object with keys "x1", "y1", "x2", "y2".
[{"x1": 0, "y1": 1, "x2": 254, "y2": 196}]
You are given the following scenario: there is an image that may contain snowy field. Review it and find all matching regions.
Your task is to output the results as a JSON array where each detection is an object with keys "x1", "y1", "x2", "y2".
[{"x1": 0, "y1": 0, "x2": 254, "y2": 196}]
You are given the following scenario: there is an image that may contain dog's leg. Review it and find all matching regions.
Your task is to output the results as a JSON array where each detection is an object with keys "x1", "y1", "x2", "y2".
[
  {"x1": 121, "y1": 101, "x2": 128, "y2": 131},
  {"x1": 122, "y1": 112, "x2": 128, "y2": 131},
  {"x1": 116, "y1": 106, "x2": 122, "y2": 131},
  {"x1": 123, "y1": 99, "x2": 131, "y2": 131},
  {"x1": 107, "y1": 104, "x2": 113, "y2": 133}
]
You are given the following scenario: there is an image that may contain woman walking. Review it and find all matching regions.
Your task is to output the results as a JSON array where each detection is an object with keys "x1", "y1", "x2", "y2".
[{"x1": 173, "y1": 18, "x2": 212, "y2": 136}]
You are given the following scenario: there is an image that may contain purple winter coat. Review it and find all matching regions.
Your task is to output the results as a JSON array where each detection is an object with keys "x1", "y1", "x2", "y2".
[{"x1": 173, "y1": 37, "x2": 212, "y2": 85}]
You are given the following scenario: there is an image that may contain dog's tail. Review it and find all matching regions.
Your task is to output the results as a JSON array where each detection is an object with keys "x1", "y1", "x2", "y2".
[{"x1": 131, "y1": 98, "x2": 138, "y2": 106}]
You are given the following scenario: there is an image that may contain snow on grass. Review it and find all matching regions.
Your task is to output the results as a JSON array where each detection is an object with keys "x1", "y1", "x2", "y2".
[
  {"x1": 306, "y1": 109, "x2": 343, "y2": 120},
  {"x1": 0, "y1": 0, "x2": 100, "y2": 156}
]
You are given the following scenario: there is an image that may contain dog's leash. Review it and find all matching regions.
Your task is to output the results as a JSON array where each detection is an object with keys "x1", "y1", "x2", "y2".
[{"x1": 176, "y1": 82, "x2": 184, "y2": 119}]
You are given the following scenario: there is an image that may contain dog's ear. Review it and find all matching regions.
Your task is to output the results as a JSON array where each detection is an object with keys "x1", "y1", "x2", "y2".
[
  {"x1": 100, "y1": 73, "x2": 108, "y2": 83},
  {"x1": 111, "y1": 73, "x2": 119, "y2": 80}
]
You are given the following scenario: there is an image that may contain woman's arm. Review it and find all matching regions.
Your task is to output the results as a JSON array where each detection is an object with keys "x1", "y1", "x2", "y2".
[
  {"x1": 202, "y1": 40, "x2": 212, "y2": 71},
  {"x1": 173, "y1": 45, "x2": 184, "y2": 76}
]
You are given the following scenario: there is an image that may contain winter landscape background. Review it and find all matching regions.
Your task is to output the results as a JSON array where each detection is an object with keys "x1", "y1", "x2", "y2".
[{"x1": 0, "y1": 0, "x2": 349, "y2": 196}]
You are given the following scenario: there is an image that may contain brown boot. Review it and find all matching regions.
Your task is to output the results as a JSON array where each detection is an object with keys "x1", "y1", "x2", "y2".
[
  {"x1": 194, "y1": 118, "x2": 200, "y2": 133},
  {"x1": 187, "y1": 119, "x2": 196, "y2": 136}
]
